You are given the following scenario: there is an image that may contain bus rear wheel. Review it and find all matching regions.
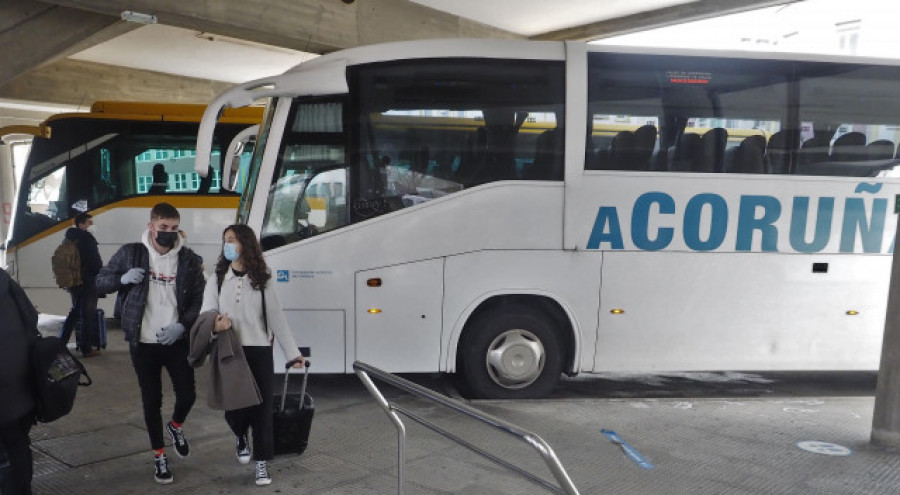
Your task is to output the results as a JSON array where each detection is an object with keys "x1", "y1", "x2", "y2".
[{"x1": 460, "y1": 305, "x2": 563, "y2": 399}]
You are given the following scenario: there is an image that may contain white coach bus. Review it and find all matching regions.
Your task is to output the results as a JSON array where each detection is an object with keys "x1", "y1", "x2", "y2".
[{"x1": 196, "y1": 39, "x2": 900, "y2": 398}]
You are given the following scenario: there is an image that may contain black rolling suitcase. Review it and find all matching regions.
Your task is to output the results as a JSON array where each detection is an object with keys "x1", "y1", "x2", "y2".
[{"x1": 273, "y1": 360, "x2": 314, "y2": 455}]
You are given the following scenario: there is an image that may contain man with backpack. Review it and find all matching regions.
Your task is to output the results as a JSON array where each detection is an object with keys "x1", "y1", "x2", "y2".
[
  {"x1": 57, "y1": 212, "x2": 103, "y2": 358},
  {"x1": 95, "y1": 202, "x2": 204, "y2": 484}
]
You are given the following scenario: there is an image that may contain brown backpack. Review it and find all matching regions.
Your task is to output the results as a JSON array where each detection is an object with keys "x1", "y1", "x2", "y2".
[{"x1": 51, "y1": 239, "x2": 82, "y2": 289}]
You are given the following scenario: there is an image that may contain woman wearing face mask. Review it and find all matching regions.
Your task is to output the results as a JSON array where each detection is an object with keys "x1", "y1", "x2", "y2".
[{"x1": 199, "y1": 224, "x2": 305, "y2": 486}]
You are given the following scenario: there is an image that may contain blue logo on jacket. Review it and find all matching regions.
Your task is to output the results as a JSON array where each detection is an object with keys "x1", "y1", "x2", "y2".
[{"x1": 276, "y1": 270, "x2": 289, "y2": 282}]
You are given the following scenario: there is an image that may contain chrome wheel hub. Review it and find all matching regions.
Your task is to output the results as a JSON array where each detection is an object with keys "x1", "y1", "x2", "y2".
[{"x1": 485, "y1": 329, "x2": 545, "y2": 389}]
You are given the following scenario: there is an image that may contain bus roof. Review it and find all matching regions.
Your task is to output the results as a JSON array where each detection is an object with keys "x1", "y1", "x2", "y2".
[
  {"x1": 40, "y1": 101, "x2": 264, "y2": 125},
  {"x1": 288, "y1": 39, "x2": 900, "y2": 77},
  {"x1": 286, "y1": 39, "x2": 567, "y2": 75}
]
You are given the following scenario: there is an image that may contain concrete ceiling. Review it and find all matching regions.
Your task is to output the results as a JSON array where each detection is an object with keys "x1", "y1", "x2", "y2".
[{"x1": 0, "y1": 0, "x2": 796, "y2": 126}]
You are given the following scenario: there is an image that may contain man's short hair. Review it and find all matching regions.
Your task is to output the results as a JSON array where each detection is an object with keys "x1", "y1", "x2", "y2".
[
  {"x1": 150, "y1": 202, "x2": 180, "y2": 221},
  {"x1": 74, "y1": 212, "x2": 92, "y2": 227}
]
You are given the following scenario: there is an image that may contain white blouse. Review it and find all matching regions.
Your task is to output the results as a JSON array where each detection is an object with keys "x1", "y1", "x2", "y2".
[{"x1": 200, "y1": 267, "x2": 302, "y2": 362}]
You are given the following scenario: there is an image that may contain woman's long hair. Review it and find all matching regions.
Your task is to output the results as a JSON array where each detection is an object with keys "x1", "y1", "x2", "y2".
[{"x1": 215, "y1": 224, "x2": 271, "y2": 290}]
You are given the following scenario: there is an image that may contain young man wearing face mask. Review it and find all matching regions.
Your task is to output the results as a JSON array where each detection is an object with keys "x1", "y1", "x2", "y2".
[
  {"x1": 95, "y1": 202, "x2": 205, "y2": 484},
  {"x1": 59, "y1": 211, "x2": 104, "y2": 357}
]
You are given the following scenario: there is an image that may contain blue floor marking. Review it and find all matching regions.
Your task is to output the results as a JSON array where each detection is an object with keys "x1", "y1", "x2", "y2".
[{"x1": 602, "y1": 429, "x2": 655, "y2": 470}]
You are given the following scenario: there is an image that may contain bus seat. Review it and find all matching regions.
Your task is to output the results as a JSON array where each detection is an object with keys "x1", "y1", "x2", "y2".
[
  {"x1": 525, "y1": 128, "x2": 563, "y2": 179},
  {"x1": 867, "y1": 139, "x2": 896, "y2": 160},
  {"x1": 470, "y1": 124, "x2": 519, "y2": 184},
  {"x1": 585, "y1": 136, "x2": 610, "y2": 170},
  {"x1": 766, "y1": 129, "x2": 798, "y2": 174},
  {"x1": 743, "y1": 134, "x2": 767, "y2": 152},
  {"x1": 632, "y1": 124, "x2": 657, "y2": 170},
  {"x1": 608, "y1": 130, "x2": 637, "y2": 169},
  {"x1": 591, "y1": 135, "x2": 614, "y2": 155},
  {"x1": 650, "y1": 147, "x2": 669, "y2": 171},
  {"x1": 668, "y1": 132, "x2": 701, "y2": 172},
  {"x1": 796, "y1": 136, "x2": 830, "y2": 172},
  {"x1": 830, "y1": 131, "x2": 867, "y2": 163},
  {"x1": 456, "y1": 127, "x2": 487, "y2": 185},
  {"x1": 401, "y1": 129, "x2": 430, "y2": 175},
  {"x1": 727, "y1": 134, "x2": 766, "y2": 172},
  {"x1": 699, "y1": 127, "x2": 728, "y2": 172},
  {"x1": 724, "y1": 135, "x2": 765, "y2": 174}
]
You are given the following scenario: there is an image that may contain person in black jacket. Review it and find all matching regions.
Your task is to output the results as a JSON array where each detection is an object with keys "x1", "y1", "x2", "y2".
[
  {"x1": 0, "y1": 268, "x2": 38, "y2": 494},
  {"x1": 95, "y1": 202, "x2": 205, "y2": 485},
  {"x1": 59, "y1": 212, "x2": 104, "y2": 357},
  {"x1": 147, "y1": 163, "x2": 168, "y2": 195}
]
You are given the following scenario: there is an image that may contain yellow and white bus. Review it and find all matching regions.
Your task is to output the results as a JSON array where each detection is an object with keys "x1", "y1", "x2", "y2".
[
  {"x1": 4, "y1": 101, "x2": 263, "y2": 314},
  {"x1": 196, "y1": 39, "x2": 900, "y2": 398}
]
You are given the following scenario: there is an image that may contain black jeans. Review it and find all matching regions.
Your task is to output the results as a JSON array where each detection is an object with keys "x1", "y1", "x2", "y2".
[
  {"x1": 224, "y1": 346, "x2": 274, "y2": 461},
  {"x1": 130, "y1": 339, "x2": 196, "y2": 450},
  {"x1": 59, "y1": 283, "x2": 98, "y2": 355},
  {"x1": 0, "y1": 414, "x2": 33, "y2": 495}
]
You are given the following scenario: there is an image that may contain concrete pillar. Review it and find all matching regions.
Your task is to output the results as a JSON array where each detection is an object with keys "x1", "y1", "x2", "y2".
[
  {"x1": 872, "y1": 209, "x2": 900, "y2": 447},
  {"x1": 0, "y1": 141, "x2": 16, "y2": 245}
]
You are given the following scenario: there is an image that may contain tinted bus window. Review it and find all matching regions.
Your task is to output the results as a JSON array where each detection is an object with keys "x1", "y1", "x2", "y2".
[
  {"x1": 795, "y1": 62, "x2": 900, "y2": 177},
  {"x1": 350, "y1": 58, "x2": 565, "y2": 223},
  {"x1": 586, "y1": 52, "x2": 790, "y2": 174}
]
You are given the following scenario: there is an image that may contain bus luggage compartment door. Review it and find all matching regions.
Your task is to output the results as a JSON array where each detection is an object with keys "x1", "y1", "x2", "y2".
[{"x1": 355, "y1": 259, "x2": 444, "y2": 372}]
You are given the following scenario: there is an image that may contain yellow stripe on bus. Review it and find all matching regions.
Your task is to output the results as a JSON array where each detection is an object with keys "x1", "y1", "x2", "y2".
[
  {"x1": 42, "y1": 101, "x2": 264, "y2": 125},
  {"x1": 0, "y1": 124, "x2": 51, "y2": 139},
  {"x1": 12, "y1": 195, "x2": 240, "y2": 249}
]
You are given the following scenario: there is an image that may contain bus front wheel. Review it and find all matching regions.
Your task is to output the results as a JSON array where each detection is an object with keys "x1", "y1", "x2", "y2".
[{"x1": 460, "y1": 305, "x2": 563, "y2": 399}]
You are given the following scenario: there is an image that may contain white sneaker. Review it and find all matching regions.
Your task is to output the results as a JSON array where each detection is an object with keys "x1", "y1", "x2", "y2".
[
  {"x1": 236, "y1": 435, "x2": 251, "y2": 464},
  {"x1": 255, "y1": 460, "x2": 272, "y2": 486}
]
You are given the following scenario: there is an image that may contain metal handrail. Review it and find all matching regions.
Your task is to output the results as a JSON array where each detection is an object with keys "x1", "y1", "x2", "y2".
[{"x1": 353, "y1": 361, "x2": 581, "y2": 495}]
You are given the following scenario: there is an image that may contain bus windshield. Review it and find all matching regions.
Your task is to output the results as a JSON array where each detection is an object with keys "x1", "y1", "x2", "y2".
[
  {"x1": 10, "y1": 104, "x2": 260, "y2": 247},
  {"x1": 6, "y1": 101, "x2": 263, "y2": 316},
  {"x1": 259, "y1": 99, "x2": 348, "y2": 248}
]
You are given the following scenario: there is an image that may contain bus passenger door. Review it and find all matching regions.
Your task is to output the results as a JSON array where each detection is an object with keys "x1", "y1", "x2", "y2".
[{"x1": 355, "y1": 259, "x2": 444, "y2": 372}]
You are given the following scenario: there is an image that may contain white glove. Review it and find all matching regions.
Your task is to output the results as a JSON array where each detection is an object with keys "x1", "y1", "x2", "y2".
[
  {"x1": 156, "y1": 323, "x2": 185, "y2": 345},
  {"x1": 121, "y1": 267, "x2": 145, "y2": 285}
]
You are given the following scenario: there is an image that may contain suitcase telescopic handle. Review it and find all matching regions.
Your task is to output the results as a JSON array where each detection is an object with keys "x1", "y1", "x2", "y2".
[{"x1": 280, "y1": 359, "x2": 310, "y2": 413}]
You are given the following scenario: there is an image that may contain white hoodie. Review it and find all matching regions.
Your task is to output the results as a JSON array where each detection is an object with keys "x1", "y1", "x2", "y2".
[{"x1": 139, "y1": 229, "x2": 182, "y2": 344}]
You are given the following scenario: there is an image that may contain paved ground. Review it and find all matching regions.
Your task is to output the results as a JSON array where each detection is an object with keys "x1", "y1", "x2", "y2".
[{"x1": 25, "y1": 318, "x2": 900, "y2": 494}]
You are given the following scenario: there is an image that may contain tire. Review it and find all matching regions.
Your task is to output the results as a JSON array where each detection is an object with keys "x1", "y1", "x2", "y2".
[{"x1": 460, "y1": 304, "x2": 564, "y2": 399}]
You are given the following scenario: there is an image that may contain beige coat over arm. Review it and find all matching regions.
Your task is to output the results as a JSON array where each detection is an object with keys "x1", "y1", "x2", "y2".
[{"x1": 188, "y1": 310, "x2": 262, "y2": 411}]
